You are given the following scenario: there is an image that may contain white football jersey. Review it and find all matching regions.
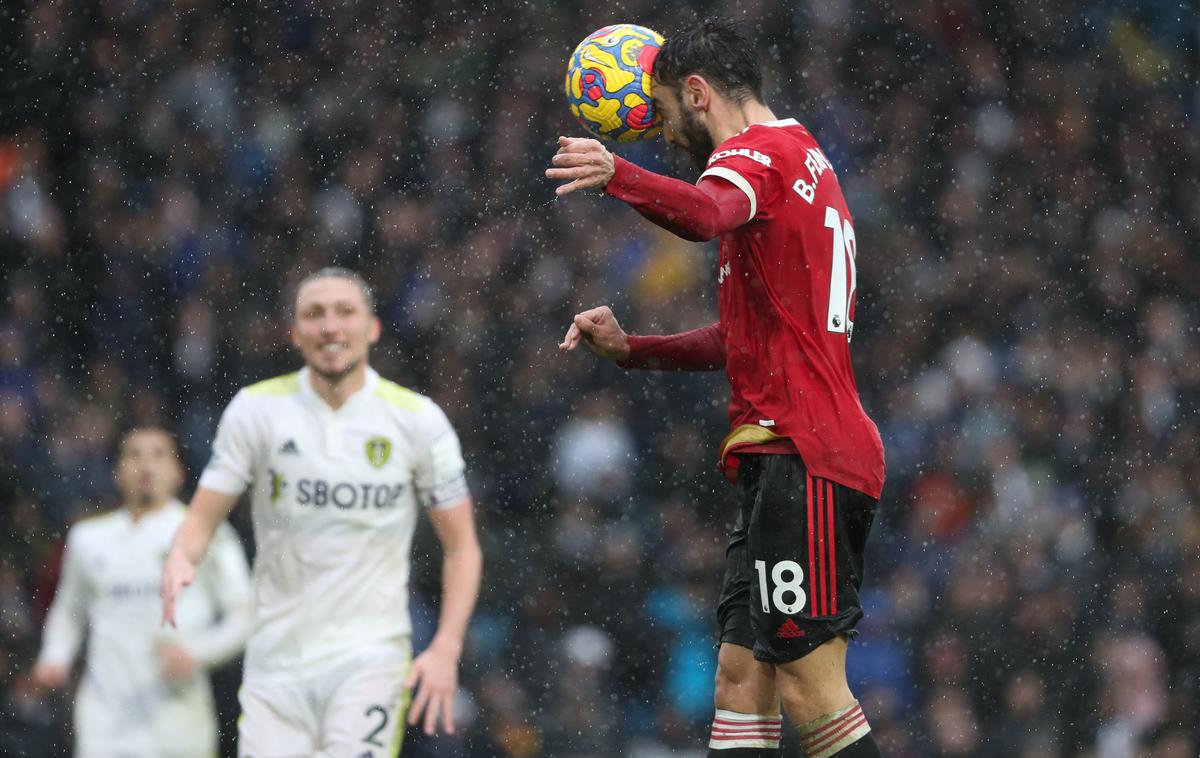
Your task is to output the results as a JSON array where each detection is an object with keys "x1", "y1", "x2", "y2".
[
  {"x1": 198, "y1": 366, "x2": 469, "y2": 676},
  {"x1": 37, "y1": 501, "x2": 252, "y2": 757}
]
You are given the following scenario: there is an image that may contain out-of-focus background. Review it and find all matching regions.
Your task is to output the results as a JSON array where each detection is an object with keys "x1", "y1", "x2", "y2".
[{"x1": 0, "y1": 0, "x2": 1196, "y2": 756}]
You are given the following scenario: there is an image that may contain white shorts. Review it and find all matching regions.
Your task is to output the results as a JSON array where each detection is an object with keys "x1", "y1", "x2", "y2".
[{"x1": 237, "y1": 649, "x2": 411, "y2": 758}]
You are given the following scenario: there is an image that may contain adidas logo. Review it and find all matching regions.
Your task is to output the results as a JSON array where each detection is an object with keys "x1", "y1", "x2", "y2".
[
  {"x1": 278, "y1": 439, "x2": 299, "y2": 454},
  {"x1": 775, "y1": 618, "x2": 806, "y2": 639}
]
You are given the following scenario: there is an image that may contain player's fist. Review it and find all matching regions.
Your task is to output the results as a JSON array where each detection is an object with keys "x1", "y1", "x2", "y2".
[
  {"x1": 160, "y1": 546, "x2": 197, "y2": 628},
  {"x1": 546, "y1": 136, "x2": 615, "y2": 195},
  {"x1": 32, "y1": 661, "x2": 69, "y2": 689},
  {"x1": 559, "y1": 305, "x2": 631, "y2": 362}
]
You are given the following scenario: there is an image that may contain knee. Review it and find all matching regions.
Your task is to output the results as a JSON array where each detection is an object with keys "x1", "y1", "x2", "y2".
[
  {"x1": 774, "y1": 659, "x2": 853, "y2": 724},
  {"x1": 713, "y1": 647, "x2": 776, "y2": 713}
]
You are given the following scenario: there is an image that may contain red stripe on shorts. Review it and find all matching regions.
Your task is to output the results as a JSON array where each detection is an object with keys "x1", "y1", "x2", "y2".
[
  {"x1": 828, "y1": 480, "x2": 837, "y2": 616},
  {"x1": 807, "y1": 472, "x2": 816, "y2": 617},
  {"x1": 816, "y1": 477, "x2": 826, "y2": 617}
]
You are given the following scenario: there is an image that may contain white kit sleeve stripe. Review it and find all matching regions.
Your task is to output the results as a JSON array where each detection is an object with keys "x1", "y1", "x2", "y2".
[{"x1": 699, "y1": 166, "x2": 757, "y2": 222}]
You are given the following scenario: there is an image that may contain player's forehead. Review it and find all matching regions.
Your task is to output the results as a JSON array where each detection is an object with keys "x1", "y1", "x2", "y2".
[
  {"x1": 650, "y1": 77, "x2": 678, "y2": 107},
  {"x1": 295, "y1": 276, "x2": 368, "y2": 311},
  {"x1": 120, "y1": 428, "x2": 175, "y2": 457}
]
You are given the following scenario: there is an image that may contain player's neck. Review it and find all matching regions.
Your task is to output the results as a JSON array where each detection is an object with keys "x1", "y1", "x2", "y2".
[
  {"x1": 308, "y1": 364, "x2": 368, "y2": 410},
  {"x1": 125, "y1": 496, "x2": 171, "y2": 521},
  {"x1": 709, "y1": 99, "x2": 778, "y2": 146}
]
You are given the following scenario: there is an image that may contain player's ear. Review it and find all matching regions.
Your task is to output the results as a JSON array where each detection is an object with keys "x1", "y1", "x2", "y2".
[
  {"x1": 683, "y1": 74, "x2": 710, "y2": 110},
  {"x1": 368, "y1": 315, "x2": 382, "y2": 345},
  {"x1": 289, "y1": 322, "x2": 301, "y2": 349}
]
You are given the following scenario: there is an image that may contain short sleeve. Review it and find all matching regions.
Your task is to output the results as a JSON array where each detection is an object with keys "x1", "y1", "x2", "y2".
[
  {"x1": 197, "y1": 392, "x2": 261, "y2": 496},
  {"x1": 413, "y1": 402, "x2": 469, "y2": 509},
  {"x1": 698, "y1": 131, "x2": 781, "y2": 223}
]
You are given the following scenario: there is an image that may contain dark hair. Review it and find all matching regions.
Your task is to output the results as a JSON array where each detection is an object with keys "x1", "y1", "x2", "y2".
[
  {"x1": 654, "y1": 18, "x2": 764, "y2": 104},
  {"x1": 117, "y1": 426, "x2": 180, "y2": 457},
  {"x1": 295, "y1": 266, "x2": 375, "y2": 315}
]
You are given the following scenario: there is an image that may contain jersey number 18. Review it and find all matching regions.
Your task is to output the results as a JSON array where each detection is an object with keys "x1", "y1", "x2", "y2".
[{"x1": 823, "y1": 206, "x2": 857, "y2": 337}]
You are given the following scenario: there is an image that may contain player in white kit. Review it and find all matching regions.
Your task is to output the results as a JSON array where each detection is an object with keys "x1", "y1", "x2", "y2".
[
  {"x1": 34, "y1": 427, "x2": 253, "y2": 758},
  {"x1": 161, "y1": 267, "x2": 483, "y2": 758}
]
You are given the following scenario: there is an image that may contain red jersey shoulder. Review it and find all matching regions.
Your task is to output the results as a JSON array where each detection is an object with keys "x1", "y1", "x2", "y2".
[
  {"x1": 702, "y1": 120, "x2": 839, "y2": 220},
  {"x1": 701, "y1": 122, "x2": 799, "y2": 219}
]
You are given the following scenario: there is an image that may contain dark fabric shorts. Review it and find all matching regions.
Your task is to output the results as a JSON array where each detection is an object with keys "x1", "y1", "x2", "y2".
[{"x1": 717, "y1": 454, "x2": 878, "y2": 663}]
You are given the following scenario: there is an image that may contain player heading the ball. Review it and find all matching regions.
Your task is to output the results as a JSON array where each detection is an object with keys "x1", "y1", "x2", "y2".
[
  {"x1": 548, "y1": 18, "x2": 886, "y2": 758},
  {"x1": 161, "y1": 267, "x2": 483, "y2": 756}
]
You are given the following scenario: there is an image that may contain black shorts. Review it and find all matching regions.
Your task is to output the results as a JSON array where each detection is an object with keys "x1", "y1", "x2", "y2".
[{"x1": 718, "y1": 454, "x2": 878, "y2": 663}]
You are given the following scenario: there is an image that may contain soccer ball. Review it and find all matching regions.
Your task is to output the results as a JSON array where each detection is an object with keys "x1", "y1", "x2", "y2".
[{"x1": 565, "y1": 24, "x2": 663, "y2": 142}]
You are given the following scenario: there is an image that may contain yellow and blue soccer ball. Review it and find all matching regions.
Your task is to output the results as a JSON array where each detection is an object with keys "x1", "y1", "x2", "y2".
[{"x1": 565, "y1": 24, "x2": 663, "y2": 142}]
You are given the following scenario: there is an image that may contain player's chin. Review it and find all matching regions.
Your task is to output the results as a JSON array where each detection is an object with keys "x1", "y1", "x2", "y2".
[{"x1": 313, "y1": 355, "x2": 360, "y2": 381}]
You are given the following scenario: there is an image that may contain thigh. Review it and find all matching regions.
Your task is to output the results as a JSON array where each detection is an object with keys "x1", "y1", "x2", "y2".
[
  {"x1": 316, "y1": 653, "x2": 410, "y2": 758},
  {"x1": 717, "y1": 481, "x2": 756, "y2": 651},
  {"x1": 238, "y1": 678, "x2": 317, "y2": 758},
  {"x1": 744, "y1": 455, "x2": 877, "y2": 663}
]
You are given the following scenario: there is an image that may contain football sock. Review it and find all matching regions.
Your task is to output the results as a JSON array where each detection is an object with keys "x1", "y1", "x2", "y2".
[
  {"x1": 706, "y1": 708, "x2": 782, "y2": 756},
  {"x1": 796, "y1": 701, "x2": 880, "y2": 758}
]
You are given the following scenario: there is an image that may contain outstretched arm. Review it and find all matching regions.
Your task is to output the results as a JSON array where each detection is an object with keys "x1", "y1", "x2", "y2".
[
  {"x1": 546, "y1": 137, "x2": 751, "y2": 242},
  {"x1": 560, "y1": 306, "x2": 725, "y2": 371},
  {"x1": 161, "y1": 488, "x2": 239, "y2": 628},
  {"x1": 621, "y1": 324, "x2": 725, "y2": 370}
]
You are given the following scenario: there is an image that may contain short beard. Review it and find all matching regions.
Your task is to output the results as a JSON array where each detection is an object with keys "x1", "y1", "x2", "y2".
[
  {"x1": 678, "y1": 104, "x2": 715, "y2": 169},
  {"x1": 312, "y1": 358, "x2": 360, "y2": 383}
]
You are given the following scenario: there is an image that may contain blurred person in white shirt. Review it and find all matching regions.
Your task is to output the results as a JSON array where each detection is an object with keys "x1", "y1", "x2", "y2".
[{"x1": 34, "y1": 427, "x2": 253, "y2": 758}]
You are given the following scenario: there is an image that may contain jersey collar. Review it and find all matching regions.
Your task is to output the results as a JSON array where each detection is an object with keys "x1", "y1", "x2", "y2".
[
  {"x1": 736, "y1": 117, "x2": 800, "y2": 135},
  {"x1": 299, "y1": 366, "x2": 381, "y2": 413},
  {"x1": 123, "y1": 498, "x2": 182, "y2": 526}
]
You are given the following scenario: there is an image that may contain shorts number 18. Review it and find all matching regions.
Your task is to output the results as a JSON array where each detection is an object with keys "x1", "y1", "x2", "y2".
[{"x1": 754, "y1": 559, "x2": 807, "y2": 614}]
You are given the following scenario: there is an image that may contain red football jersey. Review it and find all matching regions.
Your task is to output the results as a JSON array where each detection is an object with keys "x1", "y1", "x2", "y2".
[{"x1": 701, "y1": 119, "x2": 885, "y2": 499}]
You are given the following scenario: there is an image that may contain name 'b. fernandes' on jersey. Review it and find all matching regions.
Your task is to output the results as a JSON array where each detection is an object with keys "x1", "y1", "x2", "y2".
[{"x1": 197, "y1": 367, "x2": 469, "y2": 676}]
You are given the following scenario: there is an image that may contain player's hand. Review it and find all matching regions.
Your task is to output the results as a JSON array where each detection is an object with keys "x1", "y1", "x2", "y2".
[
  {"x1": 546, "y1": 136, "x2": 615, "y2": 195},
  {"x1": 31, "y1": 661, "x2": 69, "y2": 690},
  {"x1": 158, "y1": 644, "x2": 197, "y2": 682},
  {"x1": 405, "y1": 640, "x2": 460, "y2": 736},
  {"x1": 559, "y1": 305, "x2": 631, "y2": 362},
  {"x1": 160, "y1": 546, "x2": 197, "y2": 628}
]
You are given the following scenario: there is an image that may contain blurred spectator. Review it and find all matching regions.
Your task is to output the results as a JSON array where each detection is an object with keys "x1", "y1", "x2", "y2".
[{"x1": 0, "y1": 0, "x2": 1196, "y2": 755}]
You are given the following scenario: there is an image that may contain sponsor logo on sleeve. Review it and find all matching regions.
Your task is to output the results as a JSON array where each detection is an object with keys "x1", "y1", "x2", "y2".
[{"x1": 708, "y1": 147, "x2": 772, "y2": 167}]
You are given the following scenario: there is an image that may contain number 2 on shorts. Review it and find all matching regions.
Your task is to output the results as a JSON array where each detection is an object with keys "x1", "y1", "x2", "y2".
[
  {"x1": 754, "y1": 559, "x2": 807, "y2": 614},
  {"x1": 363, "y1": 705, "x2": 388, "y2": 747}
]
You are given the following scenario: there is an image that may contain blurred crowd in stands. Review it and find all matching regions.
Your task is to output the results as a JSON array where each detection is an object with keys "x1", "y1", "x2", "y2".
[{"x1": 0, "y1": 0, "x2": 1196, "y2": 755}]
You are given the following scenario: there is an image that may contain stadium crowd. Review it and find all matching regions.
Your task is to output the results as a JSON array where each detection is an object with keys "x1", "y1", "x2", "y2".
[{"x1": 0, "y1": 0, "x2": 1196, "y2": 756}]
